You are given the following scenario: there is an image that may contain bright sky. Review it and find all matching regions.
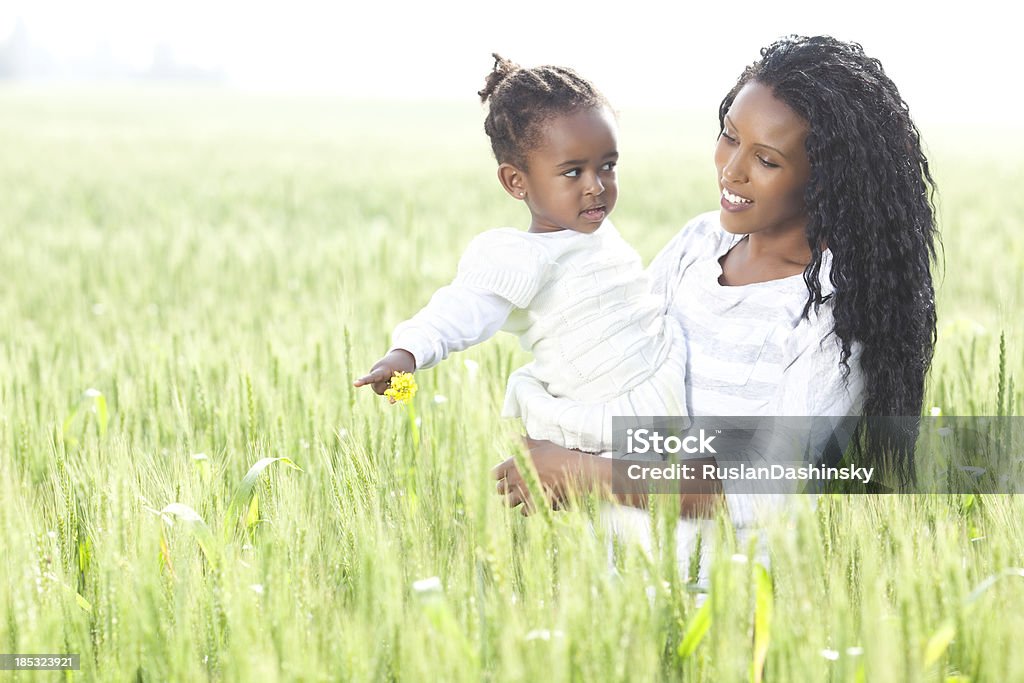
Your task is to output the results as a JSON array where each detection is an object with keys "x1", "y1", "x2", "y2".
[{"x1": 0, "y1": 0, "x2": 1014, "y2": 123}]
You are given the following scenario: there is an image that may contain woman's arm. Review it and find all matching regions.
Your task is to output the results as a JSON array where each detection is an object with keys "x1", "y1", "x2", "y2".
[{"x1": 491, "y1": 437, "x2": 722, "y2": 517}]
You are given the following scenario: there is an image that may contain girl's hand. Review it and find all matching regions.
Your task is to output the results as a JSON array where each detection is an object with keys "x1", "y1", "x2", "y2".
[
  {"x1": 353, "y1": 349, "x2": 416, "y2": 395},
  {"x1": 491, "y1": 438, "x2": 597, "y2": 514}
]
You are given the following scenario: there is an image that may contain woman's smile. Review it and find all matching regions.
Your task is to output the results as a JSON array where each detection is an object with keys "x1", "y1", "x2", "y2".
[{"x1": 720, "y1": 187, "x2": 753, "y2": 211}]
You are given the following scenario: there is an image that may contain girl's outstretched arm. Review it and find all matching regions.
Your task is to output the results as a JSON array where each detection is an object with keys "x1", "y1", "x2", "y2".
[
  {"x1": 353, "y1": 284, "x2": 513, "y2": 397},
  {"x1": 492, "y1": 437, "x2": 722, "y2": 518}
]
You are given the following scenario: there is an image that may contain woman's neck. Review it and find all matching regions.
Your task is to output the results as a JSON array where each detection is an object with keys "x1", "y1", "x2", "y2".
[{"x1": 719, "y1": 230, "x2": 812, "y2": 286}]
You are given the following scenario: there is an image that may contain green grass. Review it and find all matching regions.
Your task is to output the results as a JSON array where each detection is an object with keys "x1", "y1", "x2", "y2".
[{"x1": 1, "y1": 86, "x2": 1023, "y2": 681}]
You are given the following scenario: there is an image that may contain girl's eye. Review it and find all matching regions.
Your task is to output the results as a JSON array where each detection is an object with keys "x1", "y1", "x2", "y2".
[
  {"x1": 563, "y1": 169, "x2": 580, "y2": 178},
  {"x1": 601, "y1": 161, "x2": 617, "y2": 171}
]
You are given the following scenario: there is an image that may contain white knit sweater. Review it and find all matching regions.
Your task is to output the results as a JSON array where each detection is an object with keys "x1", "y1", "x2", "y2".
[{"x1": 391, "y1": 221, "x2": 689, "y2": 452}]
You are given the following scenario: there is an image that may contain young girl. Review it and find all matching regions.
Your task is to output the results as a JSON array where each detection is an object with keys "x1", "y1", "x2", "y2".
[{"x1": 354, "y1": 54, "x2": 689, "y2": 453}]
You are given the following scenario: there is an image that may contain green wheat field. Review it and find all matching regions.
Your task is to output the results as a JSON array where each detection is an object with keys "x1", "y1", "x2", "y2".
[{"x1": 1, "y1": 87, "x2": 1023, "y2": 681}]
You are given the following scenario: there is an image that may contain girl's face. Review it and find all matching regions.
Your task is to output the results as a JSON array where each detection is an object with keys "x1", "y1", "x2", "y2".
[
  {"x1": 714, "y1": 81, "x2": 811, "y2": 239},
  {"x1": 518, "y1": 106, "x2": 619, "y2": 234}
]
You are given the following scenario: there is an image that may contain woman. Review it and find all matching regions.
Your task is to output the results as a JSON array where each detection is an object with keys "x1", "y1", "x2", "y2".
[{"x1": 493, "y1": 35, "x2": 938, "y2": 527}]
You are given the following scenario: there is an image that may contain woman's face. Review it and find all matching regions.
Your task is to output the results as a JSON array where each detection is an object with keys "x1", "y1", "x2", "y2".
[{"x1": 714, "y1": 81, "x2": 811, "y2": 239}]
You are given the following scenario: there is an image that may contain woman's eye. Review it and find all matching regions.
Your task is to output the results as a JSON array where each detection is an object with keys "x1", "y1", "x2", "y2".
[
  {"x1": 757, "y1": 156, "x2": 779, "y2": 168},
  {"x1": 720, "y1": 131, "x2": 737, "y2": 144}
]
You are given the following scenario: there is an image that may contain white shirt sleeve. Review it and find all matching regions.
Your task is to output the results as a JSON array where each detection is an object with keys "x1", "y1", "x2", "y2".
[
  {"x1": 391, "y1": 228, "x2": 555, "y2": 370},
  {"x1": 390, "y1": 285, "x2": 514, "y2": 371},
  {"x1": 647, "y1": 212, "x2": 733, "y2": 312}
]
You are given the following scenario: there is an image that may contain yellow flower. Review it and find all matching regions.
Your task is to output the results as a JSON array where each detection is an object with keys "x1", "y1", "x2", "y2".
[{"x1": 384, "y1": 371, "x2": 417, "y2": 404}]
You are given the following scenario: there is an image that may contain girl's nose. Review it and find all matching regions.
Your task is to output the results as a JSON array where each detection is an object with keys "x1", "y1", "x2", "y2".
[{"x1": 585, "y1": 173, "x2": 605, "y2": 196}]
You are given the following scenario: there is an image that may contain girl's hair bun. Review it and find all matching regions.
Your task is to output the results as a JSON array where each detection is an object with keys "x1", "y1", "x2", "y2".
[
  {"x1": 479, "y1": 54, "x2": 606, "y2": 167},
  {"x1": 478, "y1": 53, "x2": 519, "y2": 103}
]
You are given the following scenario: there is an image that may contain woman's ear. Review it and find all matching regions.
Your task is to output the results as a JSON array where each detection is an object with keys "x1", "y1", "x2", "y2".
[{"x1": 497, "y1": 163, "x2": 527, "y2": 200}]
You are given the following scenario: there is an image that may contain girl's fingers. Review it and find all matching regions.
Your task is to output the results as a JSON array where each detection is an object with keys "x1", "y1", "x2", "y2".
[
  {"x1": 354, "y1": 368, "x2": 393, "y2": 393},
  {"x1": 353, "y1": 370, "x2": 382, "y2": 387}
]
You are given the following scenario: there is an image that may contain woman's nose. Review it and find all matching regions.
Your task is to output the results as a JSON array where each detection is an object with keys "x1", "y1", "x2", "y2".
[{"x1": 721, "y1": 154, "x2": 746, "y2": 184}]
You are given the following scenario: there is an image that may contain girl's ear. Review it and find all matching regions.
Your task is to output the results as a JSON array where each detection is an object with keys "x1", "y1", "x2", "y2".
[{"x1": 497, "y1": 163, "x2": 527, "y2": 200}]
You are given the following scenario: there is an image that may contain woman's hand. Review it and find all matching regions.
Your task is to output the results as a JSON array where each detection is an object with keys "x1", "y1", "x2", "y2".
[
  {"x1": 492, "y1": 438, "x2": 723, "y2": 518},
  {"x1": 491, "y1": 438, "x2": 601, "y2": 514}
]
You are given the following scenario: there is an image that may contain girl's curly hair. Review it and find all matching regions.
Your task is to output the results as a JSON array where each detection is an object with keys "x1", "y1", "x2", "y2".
[
  {"x1": 478, "y1": 53, "x2": 609, "y2": 169},
  {"x1": 719, "y1": 35, "x2": 940, "y2": 484}
]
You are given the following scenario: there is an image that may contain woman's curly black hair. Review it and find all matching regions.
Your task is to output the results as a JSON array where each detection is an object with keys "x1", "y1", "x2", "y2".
[{"x1": 719, "y1": 35, "x2": 939, "y2": 484}]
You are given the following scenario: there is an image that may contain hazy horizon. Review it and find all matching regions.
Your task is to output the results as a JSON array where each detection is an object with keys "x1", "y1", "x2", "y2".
[{"x1": 0, "y1": 0, "x2": 1015, "y2": 124}]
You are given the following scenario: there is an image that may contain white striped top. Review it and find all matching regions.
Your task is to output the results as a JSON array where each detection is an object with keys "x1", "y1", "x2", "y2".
[
  {"x1": 649, "y1": 211, "x2": 863, "y2": 419},
  {"x1": 648, "y1": 211, "x2": 864, "y2": 526}
]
